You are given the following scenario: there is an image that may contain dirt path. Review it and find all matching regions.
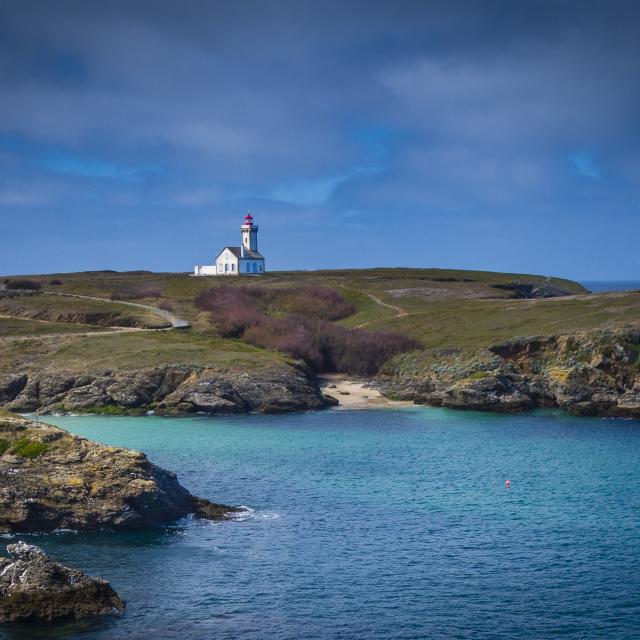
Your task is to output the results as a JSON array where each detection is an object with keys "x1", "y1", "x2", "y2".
[
  {"x1": 43, "y1": 292, "x2": 190, "y2": 329},
  {"x1": 319, "y1": 373, "x2": 413, "y2": 410},
  {"x1": 0, "y1": 293, "x2": 190, "y2": 343},
  {"x1": 0, "y1": 326, "x2": 145, "y2": 343},
  {"x1": 355, "y1": 293, "x2": 408, "y2": 329}
]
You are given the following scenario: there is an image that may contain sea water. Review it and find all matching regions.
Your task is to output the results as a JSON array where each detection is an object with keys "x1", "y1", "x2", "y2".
[{"x1": 2, "y1": 408, "x2": 640, "y2": 639}]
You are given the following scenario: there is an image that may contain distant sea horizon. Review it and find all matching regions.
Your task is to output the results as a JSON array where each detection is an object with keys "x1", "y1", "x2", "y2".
[{"x1": 580, "y1": 280, "x2": 640, "y2": 292}]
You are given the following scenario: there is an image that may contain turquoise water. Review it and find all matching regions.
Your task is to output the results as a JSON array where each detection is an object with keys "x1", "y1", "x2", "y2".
[{"x1": 2, "y1": 407, "x2": 640, "y2": 639}]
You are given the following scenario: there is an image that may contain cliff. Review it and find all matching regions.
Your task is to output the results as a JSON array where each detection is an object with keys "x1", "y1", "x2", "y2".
[
  {"x1": 381, "y1": 328, "x2": 640, "y2": 417},
  {"x1": 0, "y1": 410, "x2": 240, "y2": 532},
  {"x1": 0, "y1": 364, "x2": 335, "y2": 415}
]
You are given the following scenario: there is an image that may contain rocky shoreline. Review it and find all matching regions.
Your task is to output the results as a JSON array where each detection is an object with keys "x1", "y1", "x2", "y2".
[
  {"x1": 0, "y1": 542, "x2": 125, "y2": 623},
  {"x1": 0, "y1": 411, "x2": 241, "y2": 532},
  {"x1": 0, "y1": 364, "x2": 335, "y2": 416},
  {"x1": 381, "y1": 328, "x2": 640, "y2": 418},
  {"x1": 1, "y1": 330, "x2": 640, "y2": 420}
]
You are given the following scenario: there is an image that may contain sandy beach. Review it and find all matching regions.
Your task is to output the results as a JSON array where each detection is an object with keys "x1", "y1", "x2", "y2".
[{"x1": 319, "y1": 374, "x2": 413, "y2": 410}]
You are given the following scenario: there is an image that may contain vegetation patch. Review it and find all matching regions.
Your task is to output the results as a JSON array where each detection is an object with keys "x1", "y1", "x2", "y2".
[
  {"x1": 4, "y1": 279, "x2": 41, "y2": 291},
  {"x1": 468, "y1": 371, "x2": 492, "y2": 380},
  {"x1": 196, "y1": 285, "x2": 419, "y2": 375},
  {"x1": 11, "y1": 437, "x2": 49, "y2": 458},
  {"x1": 0, "y1": 439, "x2": 10, "y2": 455}
]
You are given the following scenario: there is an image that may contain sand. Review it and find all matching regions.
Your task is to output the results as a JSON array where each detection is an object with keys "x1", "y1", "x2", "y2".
[{"x1": 319, "y1": 374, "x2": 413, "y2": 410}]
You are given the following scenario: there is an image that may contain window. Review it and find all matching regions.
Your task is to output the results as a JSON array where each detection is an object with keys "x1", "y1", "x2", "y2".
[
  {"x1": 231, "y1": 264, "x2": 235, "y2": 272},
  {"x1": 252, "y1": 263, "x2": 257, "y2": 273},
  {"x1": 225, "y1": 264, "x2": 228, "y2": 273},
  {"x1": 246, "y1": 263, "x2": 250, "y2": 273}
]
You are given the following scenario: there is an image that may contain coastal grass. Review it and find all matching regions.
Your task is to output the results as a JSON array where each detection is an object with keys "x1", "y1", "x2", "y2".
[
  {"x1": 371, "y1": 292, "x2": 640, "y2": 354},
  {"x1": 0, "y1": 293, "x2": 167, "y2": 328},
  {"x1": 0, "y1": 317, "x2": 106, "y2": 337},
  {"x1": 1, "y1": 267, "x2": 638, "y2": 378},
  {"x1": 11, "y1": 437, "x2": 49, "y2": 459},
  {"x1": 0, "y1": 329, "x2": 292, "y2": 374}
]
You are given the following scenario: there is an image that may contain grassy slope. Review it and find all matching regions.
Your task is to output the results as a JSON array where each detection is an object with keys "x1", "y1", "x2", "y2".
[
  {"x1": 1, "y1": 268, "x2": 638, "y2": 377},
  {"x1": 0, "y1": 317, "x2": 106, "y2": 337},
  {"x1": 0, "y1": 331, "x2": 289, "y2": 373},
  {"x1": 0, "y1": 293, "x2": 168, "y2": 328}
]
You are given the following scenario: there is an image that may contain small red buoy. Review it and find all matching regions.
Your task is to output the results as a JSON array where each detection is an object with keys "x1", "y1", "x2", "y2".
[{"x1": 505, "y1": 479, "x2": 511, "y2": 489}]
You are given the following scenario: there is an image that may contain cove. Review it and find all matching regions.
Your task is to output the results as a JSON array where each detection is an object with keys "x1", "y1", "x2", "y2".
[{"x1": 2, "y1": 407, "x2": 640, "y2": 640}]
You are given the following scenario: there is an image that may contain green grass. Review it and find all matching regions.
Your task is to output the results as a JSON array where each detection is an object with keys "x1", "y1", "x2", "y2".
[
  {"x1": 11, "y1": 437, "x2": 48, "y2": 458},
  {"x1": 0, "y1": 293, "x2": 167, "y2": 328},
  {"x1": 1, "y1": 268, "x2": 638, "y2": 378},
  {"x1": 0, "y1": 329, "x2": 292, "y2": 374},
  {"x1": 0, "y1": 317, "x2": 105, "y2": 337}
]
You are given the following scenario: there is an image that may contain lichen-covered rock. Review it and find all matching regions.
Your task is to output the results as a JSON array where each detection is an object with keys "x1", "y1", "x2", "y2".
[
  {"x1": 0, "y1": 542, "x2": 124, "y2": 623},
  {"x1": 440, "y1": 375, "x2": 535, "y2": 412},
  {"x1": 1, "y1": 365, "x2": 331, "y2": 415},
  {"x1": 0, "y1": 412, "x2": 240, "y2": 532},
  {"x1": 381, "y1": 328, "x2": 640, "y2": 418}
]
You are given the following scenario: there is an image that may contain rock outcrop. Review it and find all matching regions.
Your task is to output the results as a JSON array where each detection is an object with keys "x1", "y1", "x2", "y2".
[
  {"x1": 0, "y1": 364, "x2": 332, "y2": 415},
  {"x1": 0, "y1": 411, "x2": 240, "y2": 532},
  {"x1": 491, "y1": 281, "x2": 576, "y2": 299},
  {"x1": 382, "y1": 328, "x2": 640, "y2": 418},
  {"x1": 0, "y1": 542, "x2": 125, "y2": 623}
]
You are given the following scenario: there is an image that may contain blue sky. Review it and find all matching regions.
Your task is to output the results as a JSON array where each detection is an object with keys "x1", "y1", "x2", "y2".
[{"x1": 1, "y1": 0, "x2": 639, "y2": 279}]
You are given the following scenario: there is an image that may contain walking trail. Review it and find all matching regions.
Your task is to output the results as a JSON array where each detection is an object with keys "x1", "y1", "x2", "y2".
[
  {"x1": 0, "y1": 292, "x2": 190, "y2": 343},
  {"x1": 355, "y1": 292, "x2": 408, "y2": 329}
]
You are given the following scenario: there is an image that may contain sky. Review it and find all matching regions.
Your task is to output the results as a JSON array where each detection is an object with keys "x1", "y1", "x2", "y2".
[{"x1": 1, "y1": 0, "x2": 639, "y2": 280}]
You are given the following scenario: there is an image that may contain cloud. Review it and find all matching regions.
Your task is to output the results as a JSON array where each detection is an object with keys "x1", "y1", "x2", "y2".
[
  {"x1": 568, "y1": 152, "x2": 602, "y2": 180},
  {"x1": 38, "y1": 152, "x2": 160, "y2": 180},
  {"x1": 1, "y1": 0, "x2": 639, "y2": 277}
]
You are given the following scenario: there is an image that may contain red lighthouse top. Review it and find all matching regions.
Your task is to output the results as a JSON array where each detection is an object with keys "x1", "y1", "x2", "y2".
[{"x1": 244, "y1": 213, "x2": 254, "y2": 224}]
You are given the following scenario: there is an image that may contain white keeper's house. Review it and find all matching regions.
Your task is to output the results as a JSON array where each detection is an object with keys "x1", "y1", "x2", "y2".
[{"x1": 194, "y1": 213, "x2": 266, "y2": 276}]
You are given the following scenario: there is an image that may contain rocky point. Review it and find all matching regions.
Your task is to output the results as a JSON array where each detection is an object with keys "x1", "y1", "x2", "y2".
[
  {"x1": 0, "y1": 410, "x2": 241, "y2": 532},
  {"x1": 0, "y1": 542, "x2": 125, "y2": 623}
]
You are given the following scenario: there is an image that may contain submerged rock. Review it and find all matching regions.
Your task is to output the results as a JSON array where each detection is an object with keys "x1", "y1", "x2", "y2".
[
  {"x1": 0, "y1": 542, "x2": 125, "y2": 623},
  {"x1": 0, "y1": 412, "x2": 241, "y2": 533}
]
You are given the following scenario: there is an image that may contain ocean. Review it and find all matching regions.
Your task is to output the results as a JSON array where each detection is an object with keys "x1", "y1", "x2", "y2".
[
  {"x1": 2, "y1": 408, "x2": 640, "y2": 639},
  {"x1": 581, "y1": 281, "x2": 640, "y2": 292}
]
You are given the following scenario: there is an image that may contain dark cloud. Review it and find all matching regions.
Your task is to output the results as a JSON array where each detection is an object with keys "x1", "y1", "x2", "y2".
[{"x1": 1, "y1": 0, "x2": 639, "y2": 277}]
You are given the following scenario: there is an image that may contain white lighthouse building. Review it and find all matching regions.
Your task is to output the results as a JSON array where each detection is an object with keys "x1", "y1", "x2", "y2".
[{"x1": 194, "y1": 213, "x2": 266, "y2": 276}]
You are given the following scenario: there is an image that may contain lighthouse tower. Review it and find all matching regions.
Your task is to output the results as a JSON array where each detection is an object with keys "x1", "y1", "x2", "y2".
[
  {"x1": 194, "y1": 211, "x2": 266, "y2": 276},
  {"x1": 241, "y1": 213, "x2": 258, "y2": 254}
]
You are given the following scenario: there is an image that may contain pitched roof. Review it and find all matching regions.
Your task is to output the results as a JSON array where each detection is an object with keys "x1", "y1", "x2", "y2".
[{"x1": 216, "y1": 246, "x2": 264, "y2": 260}]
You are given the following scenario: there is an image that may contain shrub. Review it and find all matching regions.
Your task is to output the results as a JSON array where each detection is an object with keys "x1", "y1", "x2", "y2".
[
  {"x1": 0, "y1": 439, "x2": 9, "y2": 455},
  {"x1": 12, "y1": 437, "x2": 48, "y2": 458},
  {"x1": 6, "y1": 279, "x2": 41, "y2": 291},
  {"x1": 195, "y1": 284, "x2": 355, "y2": 323},
  {"x1": 242, "y1": 316, "x2": 419, "y2": 375},
  {"x1": 49, "y1": 279, "x2": 63, "y2": 285},
  {"x1": 158, "y1": 300, "x2": 175, "y2": 312},
  {"x1": 195, "y1": 285, "x2": 419, "y2": 375}
]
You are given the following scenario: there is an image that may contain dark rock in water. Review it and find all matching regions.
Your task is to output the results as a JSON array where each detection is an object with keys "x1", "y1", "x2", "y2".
[
  {"x1": 0, "y1": 542, "x2": 125, "y2": 623},
  {"x1": 440, "y1": 374, "x2": 535, "y2": 413},
  {"x1": 0, "y1": 412, "x2": 241, "y2": 533}
]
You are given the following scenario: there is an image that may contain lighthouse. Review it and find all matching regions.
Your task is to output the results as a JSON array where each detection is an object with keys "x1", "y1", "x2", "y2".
[
  {"x1": 241, "y1": 213, "x2": 259, "y2": 255},
  {"x1": 193, "y1": 212, "x2": 266, "y2": 276}
]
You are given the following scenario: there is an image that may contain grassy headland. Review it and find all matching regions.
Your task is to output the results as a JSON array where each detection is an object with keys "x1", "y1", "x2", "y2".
[{"x1": 1, "y1": 268, "x2": 638, "y2": 380}]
